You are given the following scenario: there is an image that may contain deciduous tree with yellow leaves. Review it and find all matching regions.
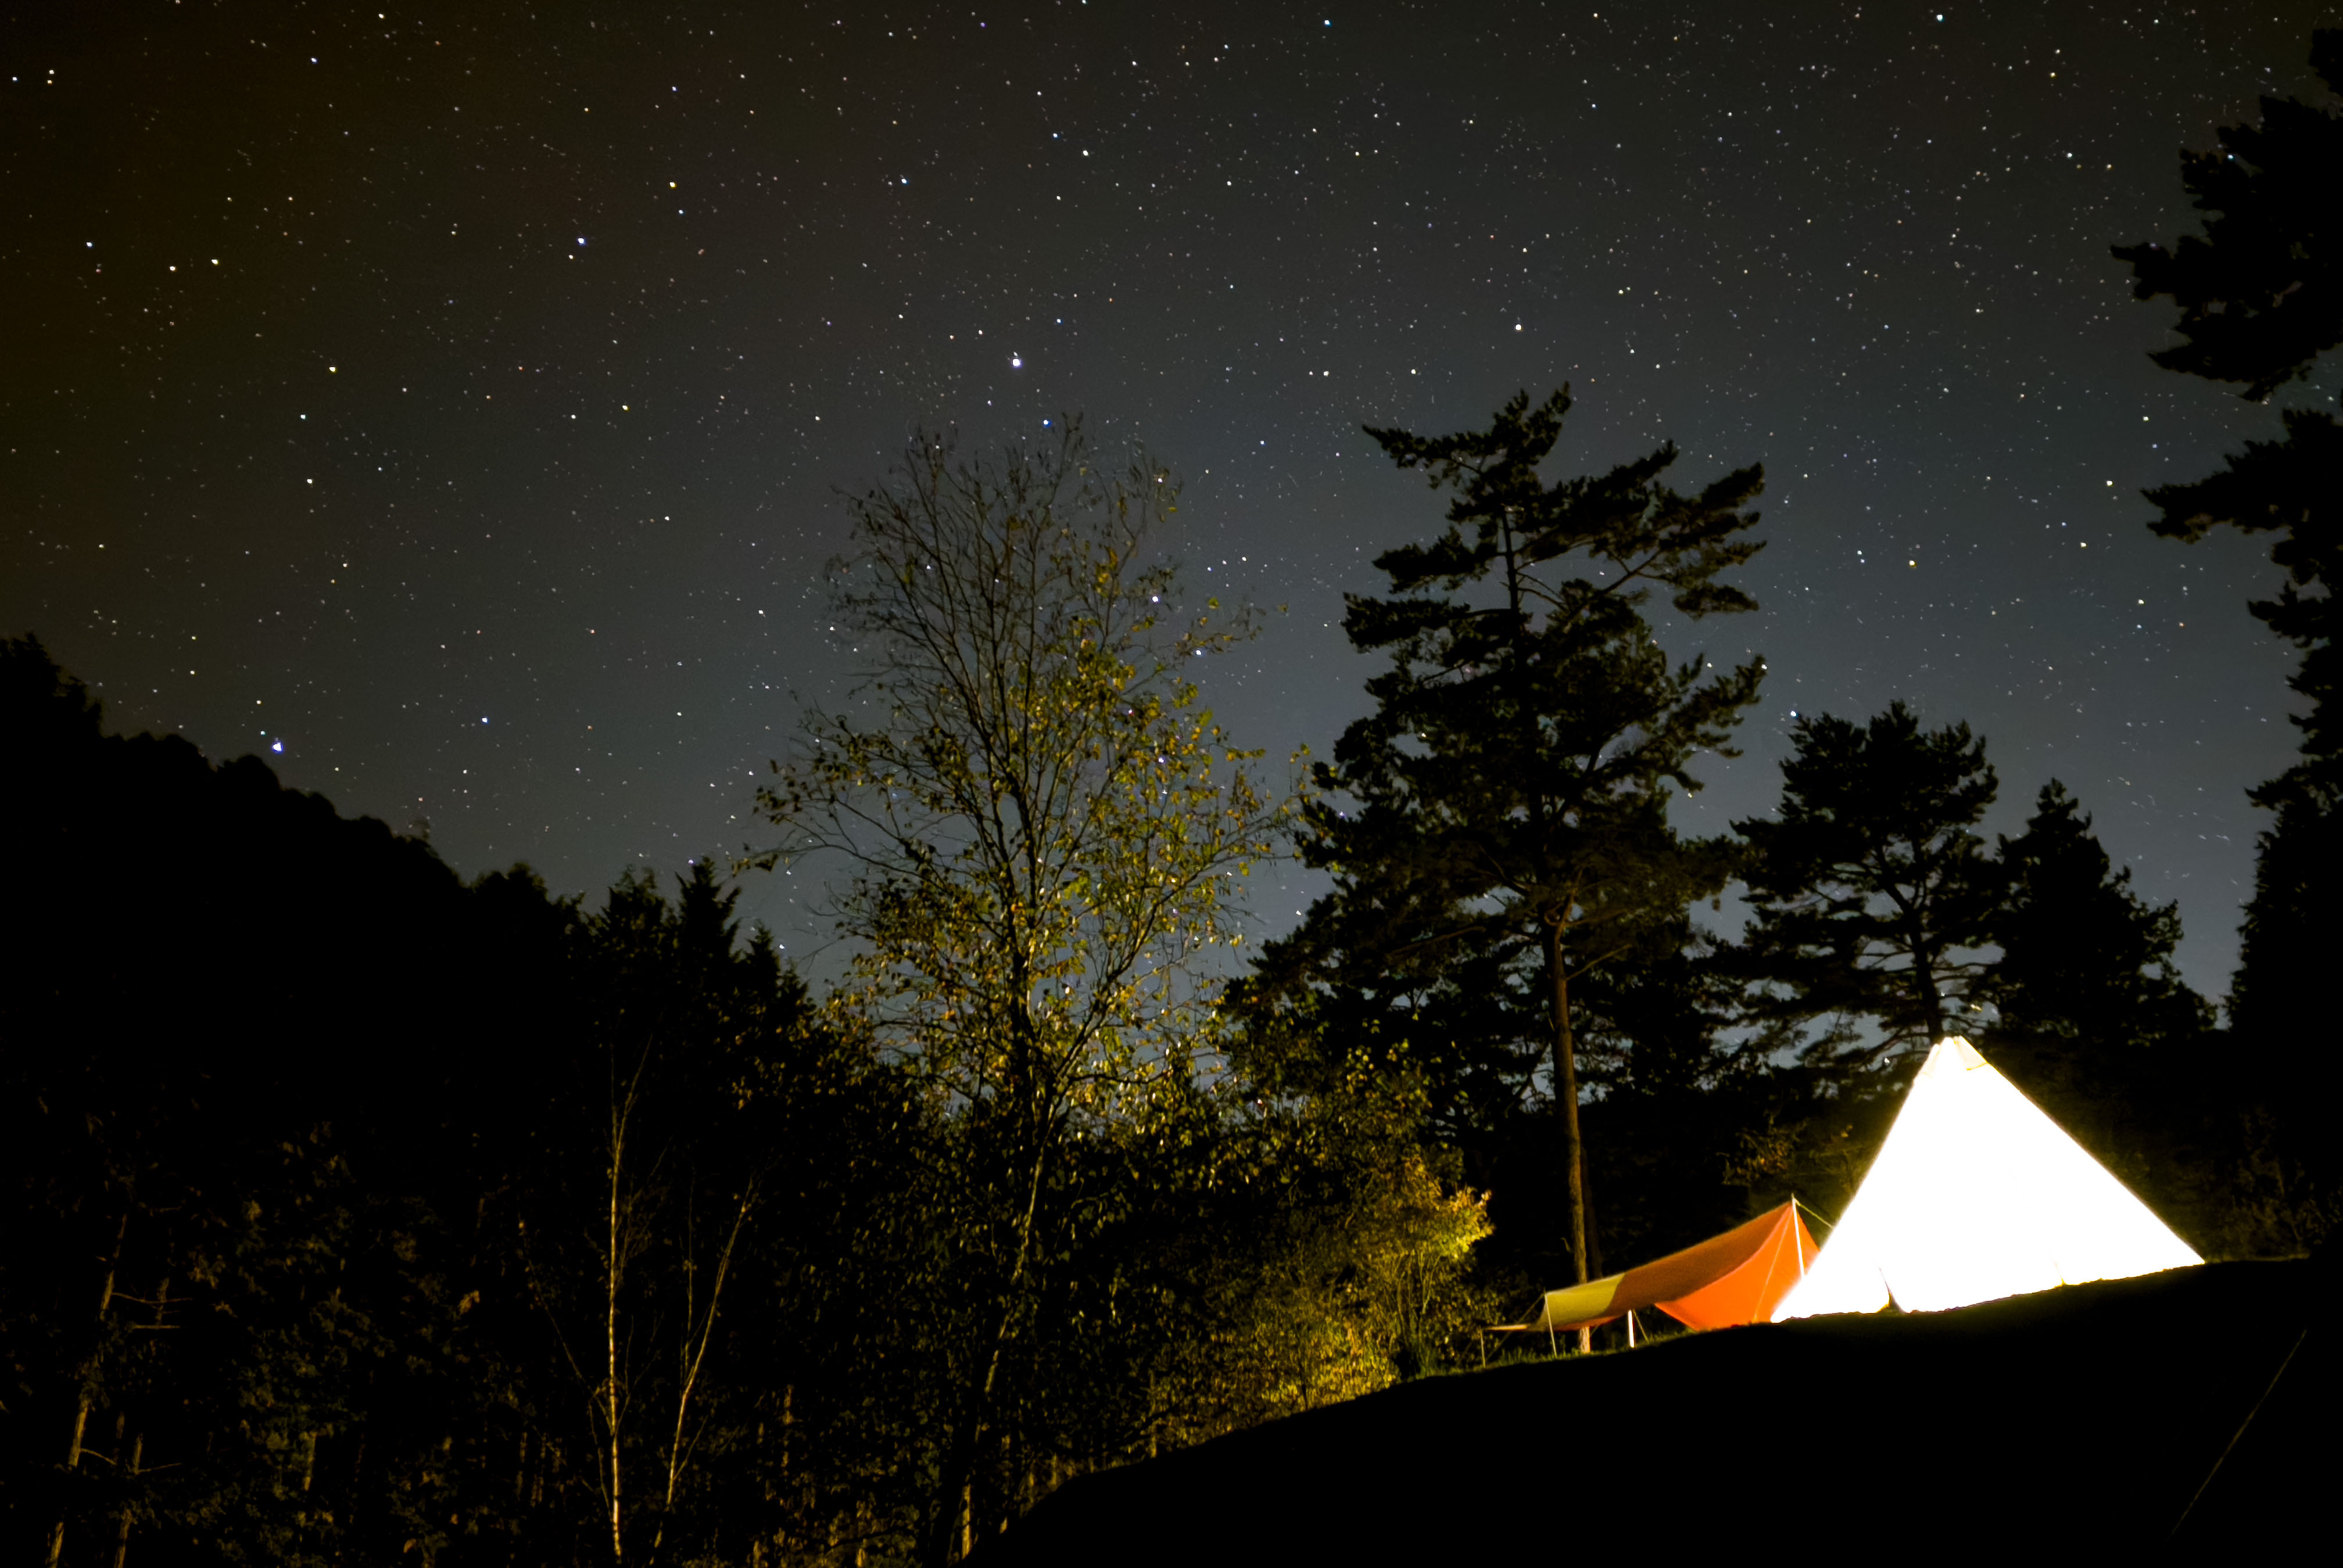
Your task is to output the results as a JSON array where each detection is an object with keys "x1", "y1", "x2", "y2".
[{"x1": 748, "y1": 421, "x2": 1288, "y2": 1567}]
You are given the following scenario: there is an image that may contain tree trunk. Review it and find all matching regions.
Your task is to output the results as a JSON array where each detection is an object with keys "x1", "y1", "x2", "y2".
[
  {"x1": 110, "y1": 1430, "x2": 143, "y2": 1568},
  {"x1": 654, "y1": 1183, "x2": 754, "y2": 1562},
  {"x1": 1544, "y1": 920, "x2": 1591, "y2": 1351},
  {"x1": 45, "y1": 1402, "x2": 91, "y2": 1568},
  {"x1": 1581, "y1": 1139, "x2": 1603, "y2": 1280},
  {"x1": 1906, "y1": 909, "x2": 1948, "y2": 1047},
  {"x1": 48, "y1": 1211, "x2": 131, "y2": 1567},
  {"x1": 925, "y1": 1014, "x2": 1055, "y2": 1568},
  {"x1": 924, "y1": 1106, "x2": 1055, "y2": 1568},
  {"x1": 605, "y1": 1126, "x2": 626, "y2": 1565},
  {"x1": 926, "y1": 1286, "x2": 1016, "y2": 1568}
]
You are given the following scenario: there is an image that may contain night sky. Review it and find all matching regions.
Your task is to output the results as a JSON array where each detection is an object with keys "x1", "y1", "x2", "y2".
[{"x1": 9, "y1": 1, "x2": 2337, "y2": 999}]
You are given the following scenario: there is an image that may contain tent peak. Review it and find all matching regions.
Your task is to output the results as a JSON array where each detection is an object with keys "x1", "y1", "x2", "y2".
[{"x1": 1921, "y1": 1035, "x2": 1987, "y2": 1078}]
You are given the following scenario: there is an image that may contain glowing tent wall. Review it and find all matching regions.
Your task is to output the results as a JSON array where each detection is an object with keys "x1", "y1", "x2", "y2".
[{"x1": 1772, "y1": 1036, "x2": 2200, "y2": 1321}]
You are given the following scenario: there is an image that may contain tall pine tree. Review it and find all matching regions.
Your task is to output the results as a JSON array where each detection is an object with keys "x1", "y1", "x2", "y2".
[
  {"x1": 1978, "y1": 783, "x2": 2214, "y2": 1196},
  {"x1": 2114, "y1": 30, "x2": 2342, "y2": 1087},
  {"x1": 1986, "y1": 781, "x2": 2213, "y2": 1060},
  {"x1": 1736, "y1": 703, "x2": 2004, "y2": 1064},
  {"x1": 1246, "y1": 389, "x2": 1765, "y2": 1301}
]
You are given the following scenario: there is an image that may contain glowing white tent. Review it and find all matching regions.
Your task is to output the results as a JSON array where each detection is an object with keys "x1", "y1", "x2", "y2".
[{"x1": 1772, "y1": 1036, "x2": 2201, "y2": 1319}]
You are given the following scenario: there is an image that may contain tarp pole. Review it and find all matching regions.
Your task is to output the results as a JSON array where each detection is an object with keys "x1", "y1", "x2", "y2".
[{"x1": 1627, "y1": 1309, "x2": 1638, "y2": 1348}]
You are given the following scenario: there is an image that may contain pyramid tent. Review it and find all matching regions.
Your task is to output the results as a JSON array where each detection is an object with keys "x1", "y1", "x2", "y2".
[
  {"x1": 1772, "y1": 1036, "x2": 2201, "y2": 1320},
  {"x1": 1496, "y1": 1200, "x2": 1818, "y2": 1336}
]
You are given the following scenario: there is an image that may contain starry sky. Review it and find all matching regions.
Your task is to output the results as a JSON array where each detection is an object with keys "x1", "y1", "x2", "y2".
[{"x1": 8, "y1": 0, "x2": 2337, "y2": 1000}]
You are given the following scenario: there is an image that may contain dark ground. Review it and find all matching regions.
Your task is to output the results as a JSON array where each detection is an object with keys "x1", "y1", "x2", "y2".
[{"x1": 978, "y1": 1258, "x2": 2333, "y2": 1561}]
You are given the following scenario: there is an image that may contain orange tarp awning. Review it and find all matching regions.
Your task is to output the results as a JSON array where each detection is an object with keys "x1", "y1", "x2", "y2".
[{"x1": 1495, "y1": 1201, "x2": 1818, "y2": 1336}]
